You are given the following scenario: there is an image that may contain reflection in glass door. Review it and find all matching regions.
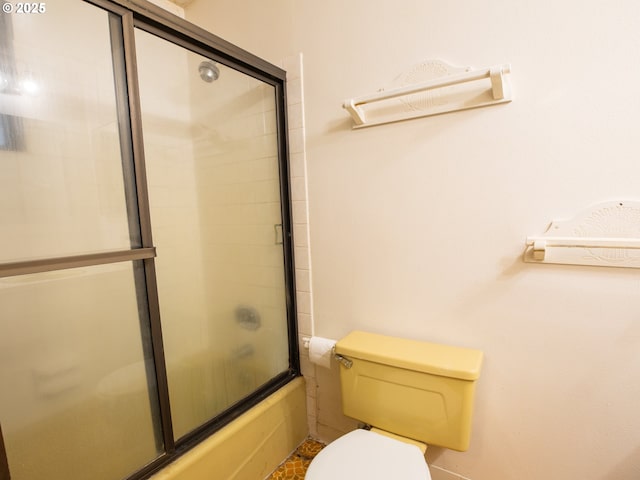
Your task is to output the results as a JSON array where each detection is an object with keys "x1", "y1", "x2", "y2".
[{"x1": 135, "y1": 29, "x2": 291, "y2": 440}]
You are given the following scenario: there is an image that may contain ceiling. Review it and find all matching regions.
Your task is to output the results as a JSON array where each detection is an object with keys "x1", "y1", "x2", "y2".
[{"x1": 167, "y1": 0, "x2": 195, "y2": 7}]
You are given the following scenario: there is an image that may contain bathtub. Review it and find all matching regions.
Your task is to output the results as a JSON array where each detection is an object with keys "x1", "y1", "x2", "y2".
[{"x1": 150, "y1": 376, "x2": 308, "y2": 480}]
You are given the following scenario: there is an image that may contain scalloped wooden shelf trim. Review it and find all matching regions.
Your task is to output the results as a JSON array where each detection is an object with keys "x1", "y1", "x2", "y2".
[{"x1": 524, "y1": 200, "x2": 640, "y2": 268}]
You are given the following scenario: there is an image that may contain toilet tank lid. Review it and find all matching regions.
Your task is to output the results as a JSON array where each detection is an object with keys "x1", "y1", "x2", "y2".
[{"x1": 335, "y1": 331, "x2": 483, "y2": 381}]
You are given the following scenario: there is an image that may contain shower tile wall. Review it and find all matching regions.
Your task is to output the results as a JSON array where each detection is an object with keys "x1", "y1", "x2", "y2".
[
  {"x1": 187, "y1": 54, "x2": 288, "y2": 388},
  {"x1": 280, "y1": 53, "x2": 318, "y2": 438},
  {"x1": 135, "y1": 36, "x2": 218, "y2": 439},
  {"x1": 136, "y1": 33, "x2": 209, "y2": 364},
  {"x1": 136, "y1": 28, "x2": 290, "y2": 439}
]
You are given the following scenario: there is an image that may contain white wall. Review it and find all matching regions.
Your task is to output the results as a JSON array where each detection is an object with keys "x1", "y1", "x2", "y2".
[{"x1": 186, "y1": 1, "x2": 640, "y2": 479}]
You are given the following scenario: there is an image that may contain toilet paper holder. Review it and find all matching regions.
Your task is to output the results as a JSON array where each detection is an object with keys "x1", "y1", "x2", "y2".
[{"x1": 302, "y1": 336, "x2": 353, "y2": 369}]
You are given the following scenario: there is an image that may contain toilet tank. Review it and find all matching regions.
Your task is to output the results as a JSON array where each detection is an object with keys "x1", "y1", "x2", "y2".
[{"x1": 335, "y1": 331, "x2": 483, "y2": 452}]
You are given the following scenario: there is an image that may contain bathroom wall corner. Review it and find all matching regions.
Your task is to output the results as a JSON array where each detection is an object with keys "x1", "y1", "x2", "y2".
[{"x1": 280, "y1": 52, "x2": 319, "y2": 438}]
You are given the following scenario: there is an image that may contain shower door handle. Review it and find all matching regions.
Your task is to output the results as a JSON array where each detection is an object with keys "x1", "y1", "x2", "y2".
[{"x1": 274, "y1": 224, "x2": 283, "y2": 245}]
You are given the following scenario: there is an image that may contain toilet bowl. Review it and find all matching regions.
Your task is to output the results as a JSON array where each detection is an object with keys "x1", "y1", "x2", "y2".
[{"x1": 305, "y1": 429, "x2": 431, "y2": 480}]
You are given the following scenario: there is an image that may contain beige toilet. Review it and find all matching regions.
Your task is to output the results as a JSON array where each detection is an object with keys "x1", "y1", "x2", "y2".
[{"x1": 305, "y1": 331, "x2": 483, "y2": 480}]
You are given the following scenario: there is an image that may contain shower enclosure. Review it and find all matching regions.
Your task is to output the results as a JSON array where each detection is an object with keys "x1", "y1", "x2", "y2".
[{"x1": 0, "y1": 1, "x2": 298, "y2": 479}]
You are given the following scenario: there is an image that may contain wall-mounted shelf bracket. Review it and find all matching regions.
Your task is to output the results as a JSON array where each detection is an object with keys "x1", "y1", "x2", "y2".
[
  {"x1": 524, "y1": 200, "x2": 640, "y2": 268},
  {"x1": 342, "y1": 60, "x2": 513, "y2": 128},
  {"x1": 344, "y1": 99, "x2": 366, "y2": 126}
]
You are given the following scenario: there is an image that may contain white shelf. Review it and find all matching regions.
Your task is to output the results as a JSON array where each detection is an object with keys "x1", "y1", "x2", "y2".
[{"x1": 524, "y1": 200, "x2": 640, "y2": 268}]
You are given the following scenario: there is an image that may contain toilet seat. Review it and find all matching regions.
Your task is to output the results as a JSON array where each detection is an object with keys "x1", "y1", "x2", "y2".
[{"x1": 305, "y1": 429, "x2": 431, "y2": 480}]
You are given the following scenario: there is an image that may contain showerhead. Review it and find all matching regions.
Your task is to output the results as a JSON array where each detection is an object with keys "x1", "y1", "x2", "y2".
[{"x1": 198, "y1": 60, "x2": 220, "y2": 83}]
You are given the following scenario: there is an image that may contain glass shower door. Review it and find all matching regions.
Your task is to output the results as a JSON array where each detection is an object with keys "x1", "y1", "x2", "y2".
[
  {"x1": 0, "y1": 1, "x2": 296, "y2": 477},
  {"x1": 134, "y1": 29, "x2": 291, "y2": 440},
  {"x1": 0, "y1": 2, "x2": 163, "y2": 479}
]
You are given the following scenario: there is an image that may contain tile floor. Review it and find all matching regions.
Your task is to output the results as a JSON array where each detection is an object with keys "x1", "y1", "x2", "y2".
[{"x1": 266, "y1": 437, "x2": 325, "y2": 480}]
